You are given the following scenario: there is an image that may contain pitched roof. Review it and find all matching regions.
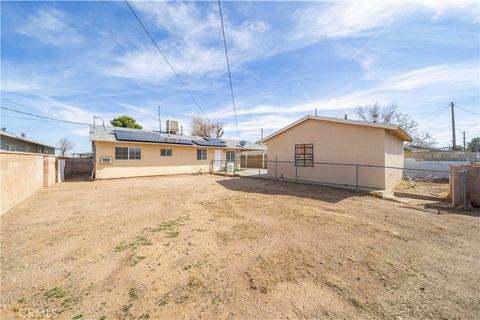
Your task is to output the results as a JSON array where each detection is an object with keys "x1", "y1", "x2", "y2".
[
  {"x1": 89, "y1": 125, "x2": 266, "y2": 151},
  {"x1": 0, "y1": 130, "x2": 56, "y2": 149},
  {"x1": 259, "y1": 115, "x2": 413, "y2": 143}
]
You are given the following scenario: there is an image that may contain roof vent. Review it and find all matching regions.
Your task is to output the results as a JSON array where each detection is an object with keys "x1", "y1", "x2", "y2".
[{"x1": 372, "y1": 114, "x2": 379, "y2": 123}]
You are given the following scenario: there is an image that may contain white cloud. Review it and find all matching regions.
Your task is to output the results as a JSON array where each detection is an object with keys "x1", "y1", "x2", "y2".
[
  {"x1": 292, "y1": 1, "x2": 479, "y2": 43},
  {"x1": 18, "y1": 8, "x2": 81, "y2": 46},
  {"x1": 383, "y1": 64, "x2": 479, "y2": 91}
]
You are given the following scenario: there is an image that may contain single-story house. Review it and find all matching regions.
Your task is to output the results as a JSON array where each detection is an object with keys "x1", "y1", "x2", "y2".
[
  {"x1": 259, "y1": 115, "x2": 413, "y2": 190},
  {"x1": 90, "y1": 125, "x2": 265, "y2": 179},
  {"x1": 0, "y1": 129, "x2": 56, "y2": 155}
]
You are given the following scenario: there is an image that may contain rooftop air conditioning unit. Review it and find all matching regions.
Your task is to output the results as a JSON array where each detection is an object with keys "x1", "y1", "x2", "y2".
[
  {"x1": 166, "y1": 120, "x2": 179, "y2": 134},
  {"x1": 100, "y1": 157, "x2": 113, "y2": 164}
]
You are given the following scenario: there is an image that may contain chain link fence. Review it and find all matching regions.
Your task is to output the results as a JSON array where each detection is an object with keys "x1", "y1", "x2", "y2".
[{"x1": 211, "y1": 159, "x2": 468, "y2": 209}]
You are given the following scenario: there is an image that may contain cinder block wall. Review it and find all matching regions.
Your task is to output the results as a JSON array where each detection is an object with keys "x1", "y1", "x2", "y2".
[
  {"x1": 405, "y1": 151, "x2": 477, "y2": 162},
  {"x1": 1, "y1": 151, "x2": 58, "y2": 214}
]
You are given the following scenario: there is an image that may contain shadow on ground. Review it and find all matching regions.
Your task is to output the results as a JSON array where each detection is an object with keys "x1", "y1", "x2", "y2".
[
  {"x1": 65, "y1": 173, "x2": 91, "y2": 182},
  {"x1": 215, "y1": 176, "x2": 367, "y2": 204}
]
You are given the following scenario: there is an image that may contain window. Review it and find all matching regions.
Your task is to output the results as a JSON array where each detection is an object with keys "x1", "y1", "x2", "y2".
[
  {"x1": 115, "y1": 147, "x2": 129, "y2": 160},
  {"x1": 160, "y1": 149, "x2": 172, "y2": 157},
  {"x1": 197, "y1": 149, "x2": 207, "y2": 160},
  {"x1": 129, "y1": 147, "x2": 141, "y2": 160},
  {"x1": 6, "y1": 145, "x2": 15, "y2": 151},
  {"x1": 226, "y1": 150, "x2": 236, "y2": 162},
  {"x1": 115, "y1": 147, "x2": 141, "y2": 160},
  {"x1": 294, "y1": 143, "x2": 314, "y2": 167}
]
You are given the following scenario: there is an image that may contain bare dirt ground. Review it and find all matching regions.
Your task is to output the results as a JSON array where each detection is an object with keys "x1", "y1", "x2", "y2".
[
  {"x1": 394, "y1": 179, "x2": 449, "y2": 201},
  {"x1": 1, "y1": 175, "x2": 479, "y2": 319}
]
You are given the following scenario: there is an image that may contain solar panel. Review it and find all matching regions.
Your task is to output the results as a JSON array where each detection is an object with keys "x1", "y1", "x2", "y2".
[
  {"x1": 115, "y1": 130, "x2": 194, "y2": 145},
  {"x1": 205, "y1": 137, "x2": 226, "y2": 143},
  {"x1": 192, "y1": 139, "x2": 226, "y2": 147}
]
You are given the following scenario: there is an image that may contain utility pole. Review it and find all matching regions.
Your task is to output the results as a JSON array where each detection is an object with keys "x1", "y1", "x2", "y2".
[
  {"x1": 314, "y1": 108, "x2": 317, "y2": 116},
  {"x1": 451, "y1": 102, "x2": 456, "y2": 150},
  {"x1": 461, "y1": 131, "x2": 468, "y2": 150},
  {"x1": 261, "y1": 128, "x2": 264, "y2": 140},
  {"x1": 158, "y1": 106, "x2": 162, "y2": 133}
]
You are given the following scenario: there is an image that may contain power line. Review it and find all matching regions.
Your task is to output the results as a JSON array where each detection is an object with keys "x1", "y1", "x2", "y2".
[
  {"x1": 415, "y1": 104, "x2": 450, "y2": 123},
  {"x1": 455, "y1": 105, "x2": 480, "y2": 116},
  {"x1": 123, "y1": 0, "x2": 206, "y2": 117},
  {"x1": 417, "y1": 105, "x2": 450, "y2": 128},
  {"x1": 1, "y1": 97, "x2": 57, "y2": 118},
  {"x1": 217, "y1": 0, "x2": 240, "y2": 140},
  {"x1": 1, "y1": 106, "x2": 90, "y2": 126}
]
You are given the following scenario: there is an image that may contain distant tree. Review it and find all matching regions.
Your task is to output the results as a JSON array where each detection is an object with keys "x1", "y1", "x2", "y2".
[
  {"x1": 354, "y1": 102, "x2": 436, "y2": 147},
  {"x1": 110, "y1": 115, "x2": 142, "y2": 129},
  {"x1": 57, "y1": 137, "x2": 76, "y2": 157},
  {"x1": 191, "y1": 116, "x2": 224, "y2": 138},
  {"x1": 467, "y1": 137, "x2": 480, "y2": 152}
]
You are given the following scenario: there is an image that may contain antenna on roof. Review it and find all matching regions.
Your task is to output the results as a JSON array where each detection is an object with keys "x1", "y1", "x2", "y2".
[
  {"x1": 158, "y1": 106, "x2": 162, "y2": 133},
  {"x1": 315, "y1": 108, "x2": 317, "y2": 116},
  {"x1": 261, "y1": 128, "x2": 263, "y2": 140},
  {"x1": 93, "y1": 116, "x2": 106, "y2": 132}
]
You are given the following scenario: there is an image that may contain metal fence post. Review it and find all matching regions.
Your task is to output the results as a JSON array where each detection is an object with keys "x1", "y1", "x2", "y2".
[
  {"x1": 355, "y1": 164, "x2": 359, "y2": 191},
  {"x1": 295, "y1": 164, "x2": 298, "y2": 181},
  {"x1": 275, "y1": 156, "x2": 277, "y2": 179},
  {"x1": 463, "y1": 169, "x2": 468, "y2": 209}
]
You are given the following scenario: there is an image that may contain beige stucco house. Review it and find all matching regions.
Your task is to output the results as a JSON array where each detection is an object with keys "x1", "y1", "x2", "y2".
[
  {"x1": 259, "y1": 116, "x2": 413, "y2": 190},
  {"x1": 90, "y1": 125, "x2": 265, "y2": 179}
]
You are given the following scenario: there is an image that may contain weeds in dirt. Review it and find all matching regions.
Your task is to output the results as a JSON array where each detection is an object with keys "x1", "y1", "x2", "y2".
[
  {"x1": 187, "y1": 277, "x2": 204, "y2": 289},
  {"x1": 158, "y1": 293, "x2": 170, "y2": 306},
  {"x1": 183, "y1": 265, "x2": 192, "y2": 270},
  {"x1": 114, "y1": 236, "x2": 153, "y2": 252},
  {"x1": 138, "y1": 313, "x2": 150, "y2": 319},
  {"x1": 17, "y1": 297, "x2": 26, "y2": 303},
  {"x1": 128, "y1": 255, "x2": 146, "y2": 266},
  {"x1": 72, "y1": 314, "x2": 83, "y2": 319},
  {"x1": 99, "y1": 316, "x2": 106, "y2": 320},
  {"x1": 122, "y1": 303, "x2": 133, "y2": 315},
  {"x1": 166, "y1": 230, "x2": 180, "y2": 238},
  {"x1": 128, "y1": 288, "x2": 138, "y2": 300},
  {"x1": 44, "y1": 287, "x2": 65, "y2": 300}
]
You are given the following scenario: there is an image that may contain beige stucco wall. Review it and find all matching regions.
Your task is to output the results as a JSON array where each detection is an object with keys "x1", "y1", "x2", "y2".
[
  {"x1": 266, "y1": 119, "x2": 405, "y2": 190},
  {"x1": 94, "y1": 141, "x2": 233, "y2": 179},
  {"x1": 384, "y1": 131, "x2": 405, "y2": 189},
  {"x1": 1, "y1": 151, "x2": 57, "y2": 214}
]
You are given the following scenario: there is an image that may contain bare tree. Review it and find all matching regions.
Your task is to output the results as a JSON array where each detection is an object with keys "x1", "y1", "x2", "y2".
[
  {"x1": 57, "y1": 137, "x2": 76, "y2": 157},
  {"x1": 191, "y1": 116, "x2": 224, "y2": 138},
  {"x1": 354, "y1": 102, "x2": 436, "y2": 147}
]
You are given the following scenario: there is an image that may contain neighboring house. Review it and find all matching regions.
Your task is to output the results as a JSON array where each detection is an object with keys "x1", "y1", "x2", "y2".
[
  {"x1": 259, "y1": 115, "x2": 413, "y2": 190},
  {"x1": 0, "y1": 130, "x2": 56, "y2": 155},
  {"x1": 90, "y1": 125, "x2": 266, "y2": 179}
]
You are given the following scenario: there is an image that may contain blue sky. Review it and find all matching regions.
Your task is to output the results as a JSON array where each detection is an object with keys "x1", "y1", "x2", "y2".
[{"x1": 1, "y1": 0, "x2": 479, "y2": 153}]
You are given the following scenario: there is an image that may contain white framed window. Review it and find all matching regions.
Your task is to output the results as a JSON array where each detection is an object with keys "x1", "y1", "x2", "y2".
[
  {"x1": 197, "y1": 149, "x2": 207, "y2": 160},
  {"x1": 115, "y1": 147, "x2": 141, "y2": 160},
  {"x1": 160, "y1": 149, "x2": 172, "y2": 157},
  {"x1": 226, "y1": 150, "x2": 236, "y2": 162}
]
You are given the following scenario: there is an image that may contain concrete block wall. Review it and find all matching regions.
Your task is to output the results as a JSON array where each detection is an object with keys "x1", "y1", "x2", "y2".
[
  {"x1": 405, "y1": 151, "x2": 478, "y2": 162},
  {"x1": 1, "y1": 151, "x2": 58, "y2": 214}
]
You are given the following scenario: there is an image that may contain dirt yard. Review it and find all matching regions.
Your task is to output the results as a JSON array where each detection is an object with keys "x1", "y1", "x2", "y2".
[{"x1": 1, "y1": 175, "x2": 479, "y2": 319}]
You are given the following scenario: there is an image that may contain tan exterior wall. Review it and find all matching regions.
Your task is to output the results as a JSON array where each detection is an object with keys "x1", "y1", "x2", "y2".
[
  {"x1": 1, "y1": 151, "x2": 57, "y2": 214},
  {"x1": 384, "y1": 131, "x2": 405, "y2": 189},
  {"x1": 94, "y1": 141, "x2": 232, "y2": 179},
  {"x1": 266, "y1": 119, "x2": 405, "y2": 190}
]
